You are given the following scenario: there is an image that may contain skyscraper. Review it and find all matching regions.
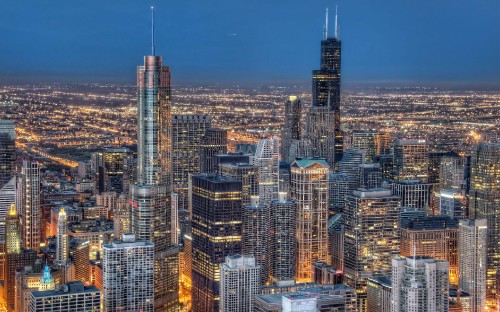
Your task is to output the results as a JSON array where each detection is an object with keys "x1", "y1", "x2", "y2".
[
  {"x1": 0, "y1": 120, "x2": 16, "y2": 189},
  {"x1": 250, "y1": 137, "x2": 280, "y2": 203},
  {"x1": 219, "y1": 162, "x2": 258, "y2": 206},
  {"x1": 102, "y1": 233, "x2": 154, "y2": 312},
  {"x1": 468, "y1": 142, "x2": 499, "y2": 303},
  {"x1": 459, "y1": 219, "x2": 487, "y2": 312},
  {"x1": 19, "y1": 160, "x2": 41, "y2": 251},
  {"x1": 269, "y1": 192, "x2": 296, "y2": 282},
  {"x1": 338, "y1": 148, "x2": 366, "y2": 191},
  {"x1": 440, "y1": 189, "x2": 467, "y2": 219},
  {"x1": 291, "y1": 158, "x2": 329, "y2": 282},
  {"x1": 350, "y1": 130, "x2": 389, "y2": 163},
  {"x1": 306, "y1": 8, "x2": 342, "y2": 168},
  {"x1": 393, "y1": 139, "x2": 429, "y2": 183},
  {"x1": 439, "y1": 154, "x2": 466, "y2": 191},
  {"x1": 5, "y1": 203, "x2": 21, "y2": 254},
  {"x1": 219, "y1": 255, "x2": 260, "y2": 312},
  {"x1": 103, "y1": 147, "x2": 129, "y2": 194},
  {"x1": 132, "y1": 8, "x2": 179, "y2": 311},
  {"x1": 172, "y1": 114, "x2": 211, "y2": 210},
  {"x1": 0, "y1": 176, "x2": 16, "y2": 241},
  {"x1": 281, "y1": 96, "x2": 301, "y2": 163},
  {"x1": 199, "y1": 128, "x2": 228, "y2": 173},
  {"x1": 242, "y1": 196, "x2": 270, "y2": 285},
  {"x1": 191, "y1": 174, "x2": 242, "y2": 312},
  {"x1": 391, "y1": 256, "x2": 449, "y2": 312},
  {"x1": 343, "y1": 189, "x2": 400, "y2": 311},
  {"x1": 55, "y1": 208, "x2": 69, "y2": 266},
  {"x1": 391, "y1": 179, "x2": 432, "y2": 214}
]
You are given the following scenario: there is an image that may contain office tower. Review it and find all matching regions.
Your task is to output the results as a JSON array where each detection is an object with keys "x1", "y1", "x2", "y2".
[
  {"x1": 251, "y1": 137, "x2": 280, "y2": 203},
  {"x1": 428, "y1": 151, "x2": 457, "y2": 185},
  {"x1": 329, "y1": 172, "x2": 348, "y2": 212},
  {"x1": 288, "y1": 139, "x2": 313, "y2": 163},
  {"x1": 281, "y1": 96, "x2": 301, "y2": 163},
  {"x1": 440, "y1": 189, "x2": 467, "y2": 219},
  {"x1": 399, "y1": 207, "x2": 426, "y2": 228},
  {"x1": 393, "y1": 139, "x2": 429, "y2": 182},
  {"x1": 6, "y1": 203, "x2": 21, "y2": 254},
  {"x1": 172, "y1": 114, "x2": 211, "y2": 210},
  {"x1": 343, "y1": 189, "x2": 400, "y2": 311},
  {"x1": 0, "y1": 176, "x2": 16, "y2": 241},
  {"x1": 306, "y1": 9, "x2": 342, "y2": 168},
  {"x1": 312, "y1": 261, "x2": 343, "y2": 285},
  {"x1": 55, "y1": 208, "x2": 68, "y2": 266},
  {"x1": 329, "y1": 213, "x2": 344, "y2": 271},
  {"x1": 269, "y1": 192, "x2": 296, "y2": 282},
  {"x1": 242, "y1": 196, "x2": 270, "y2": 285},
  {"x1": 134, "y1": 13, "x2": 179, "y2": 310},
  {"x1": 19, "y1": 160, "x2": 41, "y2": 251},
  {"x1": 339, "y1": 148, "x2": 366, "y2": 191},
  {"x1": 366, "y1": 276, "x2": 392, "y2": 312},
  {"x1": 113, "y1": 193, "x2": 129, "y2": 239},
  {"x1": 278, "y1": 161, "x2": 291, "y2": 194},
  {"x1": 358, "y1": 163, "x2": 383, "y2": 189},
  {"x1": 103, "y1": 147, "x2": 129, "y2": 193},
  {"x1": 379, "y1": 154, "x2": 394, "y2": 181},
  {"x1": 74, "y1": 241, "x2": 90, "y2": 286},
  {"x1": 468, "y1": 142, "x2": 500, "y2": 302},
  {"x1": 200, "y1": 128, "x2": 227, "y2": 173},
  {"x1": 290, "y1": 158, "x2": 329, "y2": 282},
  {"x1": 5, "y1": 249, "x2": 37, "y2": 310},
  {"x1": 459, "y1": 219, "x2": 487, "y2": 312},
  {"x1": 191, "y1": 174, "x2": 242, "y2": 312},
  {"x1": 351, "y1": 130, "x2": 390, "y2": 163},
  {"x1": 0, "y1": 120, "x2": 16, "y2": 189},
  {"x1": 219, "y1": 255, "x2": 260, "y2": 312},
  {"x1": 439, "y1": 154, "x2": 466, "y2": 191},
  {"x1": 122, "y1": 153, "x2": 137, "y2": 194},
  {"x1": 392, "y1": 179, "x2": 431, "y2": 213},
  {"x1": 29, "y1": 281, "x2": 100, "y2": 312},
  {"x1": 399, "y1": 215, "x2": 459, "y2": 284},
  {"x1": 102, "y1": 233, "x2": 154, "y2": 312},
  {"x1": 391, "y1": 257, "x2": 449, "y2": 312},
  {"x1": 219, "y1": 163, "x2": 258, "y2": 206}
]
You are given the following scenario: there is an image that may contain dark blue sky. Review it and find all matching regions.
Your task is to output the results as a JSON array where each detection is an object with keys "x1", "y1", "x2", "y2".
[{"x1": 1, "y1": 0, "x2": 500, "y2": 86}]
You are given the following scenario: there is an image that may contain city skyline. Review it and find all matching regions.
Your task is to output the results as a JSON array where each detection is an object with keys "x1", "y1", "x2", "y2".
[{"x1": 2, "y1": 1, "x2": 500, "y2": 86}]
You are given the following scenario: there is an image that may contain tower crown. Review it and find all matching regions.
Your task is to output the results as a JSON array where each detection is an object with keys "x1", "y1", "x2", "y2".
[{"x1": 9, "y1": 203, "x2": 17, "y2": 216}]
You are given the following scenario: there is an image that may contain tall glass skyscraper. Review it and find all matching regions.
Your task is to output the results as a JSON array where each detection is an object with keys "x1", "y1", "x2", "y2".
[
  {"x1": 0, "y1": 120, "x2": 16, "y2": 189},
  {"x1": 306, "y1": 9, "x2": 343, "y2": 168}
]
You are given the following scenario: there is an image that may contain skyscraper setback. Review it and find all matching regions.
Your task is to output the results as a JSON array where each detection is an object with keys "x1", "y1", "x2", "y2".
[{"x1": 306, "y1": 8, "x2": 343, "y2": 168}]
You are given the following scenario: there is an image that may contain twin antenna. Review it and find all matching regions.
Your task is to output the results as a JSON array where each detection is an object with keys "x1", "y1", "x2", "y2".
[
  {"x1": 324, "y1": 5, "x2": 339, "y2": 40},
  {"x1": 151, "y1": 6, "x2": 155, "y2": 56}
]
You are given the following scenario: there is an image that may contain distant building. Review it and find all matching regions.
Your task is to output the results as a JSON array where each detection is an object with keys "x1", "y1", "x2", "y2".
[
  {"x1": 391, "y1": 256, "x2": 449, "y2": 312},
  {"x1": 29, "y1": 281, "x2": 100, "y2": 312},
  {"x1": 351, "y1": 130, "x2": 389, "y2": 163},
  {"x1": 440, "y1": 189, "x2": 467, "y2": 219},
  {"x1": 102, "y1": 233, "x2": 154, "y2": 312},
  {"x1": 251, "y1": 137, "x2": 280, "y2": 203},
  {"x1": 0, "y1": 120, "x2": 16, "y2": 190},
  {"x1": 220, "y1": 255, "x2": 260, "y2": 312},
  {"x1": 199, "y1": 128, "x2": 227, "y2": 173},
  {"x1": 393, "y1": 139, "x2": 429, "y2": 183},
  {"x1": 281, "y1": 96, "x2": 302, "y2": 163}
]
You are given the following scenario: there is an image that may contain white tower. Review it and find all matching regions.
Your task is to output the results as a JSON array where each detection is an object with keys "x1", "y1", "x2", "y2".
[{"x1": 56, "y1": 208, "x2": 69, "y2": 266}]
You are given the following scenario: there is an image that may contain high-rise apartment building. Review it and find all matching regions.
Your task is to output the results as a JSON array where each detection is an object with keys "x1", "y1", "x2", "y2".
[
  {"x1": 19, "y1": 160, "x2": 41, "y2": 251},
  {"x1": 343, "y1": 189, "x2": 400, "y2": 311},
  {"x1": 102, "y1": 233, "x2": 154, "y2": 312},
  {"x1": 399, "y1": 215, "x2": 458, "y2": 284},
  {"x1": 251, "y1": 137, "x2": 280, "y2": 203},
  {"x1": 269, "y1": 192, "x2": 296, "y2": 282},
  {"x1": 191, "y1": 174, "x2": 242, "y2": 312},
  {"x1": 113, "y1": 194, "x2": 129, "y2": 239},
  {"x1": 242, "y1": 196, "x2": 270, "y2": 285},
  {"x1": 0, "y1": 120, "x2": 16, "y2": 190},
  {"x1": 391, "y1": 257, "x2": 449, "y2": 312},
  {"x1": 306, "y1": 10, "x2": 342, "y2": 168},
  {"x1": 468, "y1": 142, "x2": 499, "y2": 302},
  {"x1": 172, "y1": 114, "x2": 211, "y2": 210},
  {"x1": 459, "y1": 219, "x2": 487, "y2": 312},
  {"x1": 281, "y1": 96, "x2": 302, "y2": 163},
  {"x1": 55, "y1": 208, "x2": 69, "y2": 266},
  {"x1": 219, "y1": 254, "x2": 260, "y2": 312},
  {"x1": 393, "y1": 139, "x2": 429, "y2": 183},
  {"x1": 199, "y1": 128, "x2": 227, "y2": 173},
  {"x1": 291, "y1": 158, "x2": 329, "y2": 282},
  {"x1": 30, "y1": 281, "x2": 100, "y2": 312}
]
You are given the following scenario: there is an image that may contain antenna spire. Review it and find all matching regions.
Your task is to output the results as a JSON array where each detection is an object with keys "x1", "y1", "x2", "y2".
[
  {"x1": 151, "y1": 6, "x2": 155, "y2": 56},
  {"x1": 335, "y1": 5, "x2": 339, "y2": 39},
  {"x1": 325, "y1": 8, "x2": 329, "y2": 40}
]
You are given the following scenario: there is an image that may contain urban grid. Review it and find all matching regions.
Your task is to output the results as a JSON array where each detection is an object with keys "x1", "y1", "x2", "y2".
[{"x1": 0, "y1": 3, "x2": 499, "y2": 312}]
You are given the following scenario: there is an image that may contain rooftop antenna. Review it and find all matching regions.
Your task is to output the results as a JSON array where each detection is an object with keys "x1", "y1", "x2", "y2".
[
  {"x1": 325, "y1": 8, "x2": 329, "y2": 40},
  {"x1": 151, "y1": 6, "x2": 155, "y2": 56},
  {"x1": 334, "y1": 5, "x2": 339, "y2": 39}
]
